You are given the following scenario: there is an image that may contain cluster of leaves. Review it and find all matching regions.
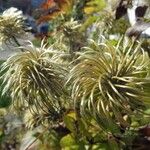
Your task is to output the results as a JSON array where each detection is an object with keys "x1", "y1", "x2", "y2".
[
  {"x1": 0, "y1": 7, "x2": 28, "y2": 45},
  {"x1": 68, "y1": 39, "x2": 150, "y2": 132}
]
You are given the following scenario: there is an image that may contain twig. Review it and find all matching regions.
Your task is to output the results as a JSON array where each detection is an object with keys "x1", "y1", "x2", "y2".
[
  {"x1": 25, "y1": 127, "x2": 48, "y2": 150},
  {"x1": 12, "y1": 36, "x2": 24, "y2": 52}
]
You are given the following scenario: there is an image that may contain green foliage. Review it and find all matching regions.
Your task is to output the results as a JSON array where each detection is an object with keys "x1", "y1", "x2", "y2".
[
  {"x1": 83, "y1": 0, "x2": 106, "y2": 15},
  {"x1": 60, "y1": 134, "x2": 77, "y2": 149}
]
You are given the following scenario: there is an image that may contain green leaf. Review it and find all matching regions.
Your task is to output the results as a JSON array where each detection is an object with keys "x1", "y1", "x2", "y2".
[
  {"x1": 63, "y1": 115, "x2": 76, "y2": 134},
  {"x1": 84, "y1": 0, "x2": 106, "y2": 14},
  {"x1": 80, "y1": 16, "x2": 98, "y2": 32},
  {"x1": 0, "y1": 60, "x2": 11, "y2": 108},
  {"x1": 60, "y1": 134, "x2": 76, "y2": 148}
]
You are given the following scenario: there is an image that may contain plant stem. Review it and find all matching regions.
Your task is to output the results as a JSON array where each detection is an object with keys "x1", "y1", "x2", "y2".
[
  {"x1": 12, "y1": 36, "x2": 24, "y2": 52},
  {"x1": 24, "y1": 127, "x2": 48, "y2": 150},
  {"x1": 12, "y1": 36, "x2": 20, "y2": 46}
]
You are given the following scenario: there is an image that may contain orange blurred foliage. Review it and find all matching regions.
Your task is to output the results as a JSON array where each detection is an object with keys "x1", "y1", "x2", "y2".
[
  {"x1": 41, "y1": 0, "x2": 56, "y2": 9},
  {"x1": 37, "y1": 0, "x2": 73, "y2": 23}
]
